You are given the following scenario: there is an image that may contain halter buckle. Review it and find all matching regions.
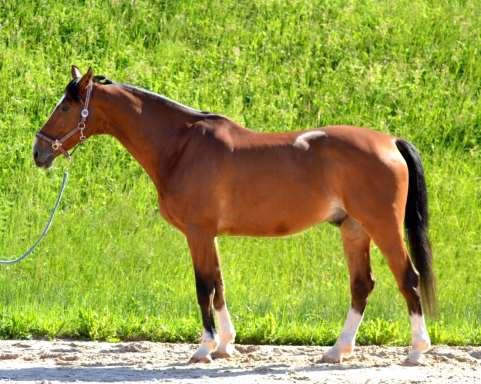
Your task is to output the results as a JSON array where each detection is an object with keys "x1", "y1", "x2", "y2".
[
  {"x1": 52, "y1": 140, "x2": 61, "y2": 151},
  {"x1": 81, "y1": 108, "x2": 89, "y2": 118}
]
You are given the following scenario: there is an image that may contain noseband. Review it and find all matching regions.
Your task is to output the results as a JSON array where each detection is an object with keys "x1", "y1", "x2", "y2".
[{"x1": 36, "y1": 81, "x2": 93, "y2": 159}]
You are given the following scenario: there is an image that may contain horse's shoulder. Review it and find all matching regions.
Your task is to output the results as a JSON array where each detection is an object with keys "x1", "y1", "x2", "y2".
[{"x1": 189, "y1": 115, "x2": 248, "y2": 151}]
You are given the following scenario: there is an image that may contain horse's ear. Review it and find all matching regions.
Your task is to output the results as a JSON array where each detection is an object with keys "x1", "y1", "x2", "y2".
[
  {"x1": 71, "y1": 65, "x2": 82, "y2": 80},
  {"x1": 78, "y1": 67, "x2": 94, "y2": 96}
]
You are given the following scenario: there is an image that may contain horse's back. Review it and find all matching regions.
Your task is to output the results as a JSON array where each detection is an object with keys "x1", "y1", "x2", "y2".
[{"x1": 216, "y1": 124, "x2": 409, "y2": 235}]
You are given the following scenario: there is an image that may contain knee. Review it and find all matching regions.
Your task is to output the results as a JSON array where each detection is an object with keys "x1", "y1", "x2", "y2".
[
  {"x1": 351, "y1": 275, "x2": 375, "y2": 310},
  {"x1": 195, "y1": 272, "x2": 215, "y2": 305},
  {"x1": 353, "y1": 274, "x2": 375, "y2": 297},
  {"x1": 403, "y1": 267, "x2": 420, "y2": 293},
  {"x1": 401, "y1": 266, "x2": 423, "y2": 314},
  {"x1": 213, "y1": 281, "x2": 225, "y2": 310},
  {"x1": 367, "y1": 273, "x2": 375, "y2": 293}
]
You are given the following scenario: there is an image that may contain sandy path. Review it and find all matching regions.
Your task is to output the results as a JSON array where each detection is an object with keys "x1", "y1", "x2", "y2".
[{"x1": 0, "y1": 340, "x2": 480, "y2": 383}]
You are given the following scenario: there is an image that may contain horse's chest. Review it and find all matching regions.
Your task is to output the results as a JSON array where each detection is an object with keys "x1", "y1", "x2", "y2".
[
  {"x1": 157, "y1": 191, "x2": 218, "y2": 233},
  {"x1": 157, "y1": 198, "x2": 187, "y2": 232}
]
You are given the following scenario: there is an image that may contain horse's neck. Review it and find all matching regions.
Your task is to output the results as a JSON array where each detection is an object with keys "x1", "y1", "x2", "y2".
[{"x1": 100, "y1": 86, "x2": 198, "y2": 191}]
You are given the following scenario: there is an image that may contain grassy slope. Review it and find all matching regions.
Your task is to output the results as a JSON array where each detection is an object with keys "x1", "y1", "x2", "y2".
[{"x1": 0, "y1": 0, "x2": 480, "y2": 344}]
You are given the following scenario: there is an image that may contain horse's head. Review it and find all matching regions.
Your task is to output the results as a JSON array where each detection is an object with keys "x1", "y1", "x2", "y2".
[{"x1": 33, "y1": 65, "x2": 94, "y2": 168}]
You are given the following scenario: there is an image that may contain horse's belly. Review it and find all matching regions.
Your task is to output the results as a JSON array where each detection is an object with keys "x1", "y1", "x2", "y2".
[
  {"x1": 217, "y1": 193, "x2": 342, "y2": 236},
  {"x1": 216, "y1": 147, "x2": 343, "y2": 236}
]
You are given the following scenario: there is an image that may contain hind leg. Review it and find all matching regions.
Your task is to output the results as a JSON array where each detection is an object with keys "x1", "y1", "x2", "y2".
[
  {"x1": 367, "y1": 220, "x2": 431, "y2": 363},
  {"x1": 323, "y1": 217, "x2": 374, "y2": 363}
]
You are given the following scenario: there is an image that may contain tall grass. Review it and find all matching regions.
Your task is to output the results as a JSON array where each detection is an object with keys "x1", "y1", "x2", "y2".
[{"x1": 0, "y1": 0, "x2": 480, "y2": 345}]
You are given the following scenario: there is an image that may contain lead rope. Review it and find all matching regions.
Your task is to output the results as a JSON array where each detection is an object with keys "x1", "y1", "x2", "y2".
[
  {"x1": 1, "y1": 80, "x2": 92, "y2": 265},
  {"x1": 0, "y1": 170, "x2": 69, "y2": 265}
]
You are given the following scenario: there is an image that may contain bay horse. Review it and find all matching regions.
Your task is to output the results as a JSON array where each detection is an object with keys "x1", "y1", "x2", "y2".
[{"x1": 33, "y1": 66, "x2": 436, "y2": 364}]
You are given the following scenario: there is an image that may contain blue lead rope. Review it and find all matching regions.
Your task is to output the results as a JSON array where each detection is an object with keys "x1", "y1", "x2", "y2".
[{"x1": 0, "y1": 171, "x2": 69, "y2": 265}]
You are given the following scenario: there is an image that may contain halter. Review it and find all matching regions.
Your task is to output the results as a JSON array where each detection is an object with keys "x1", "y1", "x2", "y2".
[{"x1": 36, "y1": 80, "x2": 93, "y2": 159}]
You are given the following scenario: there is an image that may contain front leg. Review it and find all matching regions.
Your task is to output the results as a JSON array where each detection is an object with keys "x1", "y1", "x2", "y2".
[
  {"x1": 186, "y1": 229, "x2": 235, "y2": 363},
  {"x1": 189, "y1": 269, "x2": 218, "y2": 363},
  {"x1": 212, "y1": 253, "x2": 236, "y2": 358}
]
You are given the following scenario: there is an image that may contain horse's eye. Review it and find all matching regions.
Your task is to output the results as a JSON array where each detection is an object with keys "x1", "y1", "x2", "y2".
[{"x1": 61, "y1": 104, "x2": 69, "y2": 112}]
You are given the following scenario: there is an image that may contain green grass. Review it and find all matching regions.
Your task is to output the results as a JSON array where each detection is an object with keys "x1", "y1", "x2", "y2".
[{"x1": 0, "y1": 0, "x2": 480, "y2": 345}]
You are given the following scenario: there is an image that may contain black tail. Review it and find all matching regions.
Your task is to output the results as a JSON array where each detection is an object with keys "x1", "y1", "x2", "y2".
[{"x1": 395, "y1": 139, "x2": 437, "y2": 317}]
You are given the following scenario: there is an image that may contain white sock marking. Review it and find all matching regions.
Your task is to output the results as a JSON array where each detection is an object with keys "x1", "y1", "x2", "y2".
[
  {"x1": 293, "y1": 130, "x2": 327, "y2": 150},
  {"x1": 410, "y1": 313, "x2": 430, "y2": 351},
  {"x1": 323, "y1": 308, "x2": 364, "y2": 362},
  {"x1": 192, "y1": 329, "x2": 218, "y2": 359},
  {"x1": 336, "y1": 308, "x2": 363, "y2": 348},
  {"x1": 215, "y1": 306, "x2": 236, "y2": 345}
]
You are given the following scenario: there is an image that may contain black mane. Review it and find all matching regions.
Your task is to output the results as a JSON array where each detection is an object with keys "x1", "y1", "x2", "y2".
[
  {"x1": 65, "y1": 76, "x2": 212, "y2": 116},
  {"x1": 65, "y1": 75, "x2": 114, "y2": 102},
  {"x1": 120, "y1": 83, "x2": 212, "y2": 116}
]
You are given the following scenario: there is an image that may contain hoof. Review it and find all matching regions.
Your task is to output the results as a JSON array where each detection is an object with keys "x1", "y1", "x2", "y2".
[
  {"x1": 189, "y1": 331, "x2": 218, "y2": 364},
  {"x1": 405, "y1": 338, "x2": 430, "y2": 365},
  {"x1": 405, "y1": 350, "x2": 426, "y2": 366},
  {"x1": 212, "y1": 342, "x2": 235, "y2": 360},
  {"x1": 321, "y1": 352, "x2": 342, "y2": 364},
  {"x1": 211, "y1": 350, "x2": 233, "y2": 359},
  {"x1": 188, "y1": 353, "x2": 213, "y2": 364},
  {"x1": 321, "y1": 345, "x2": 352, "y2": 364},
  {"x1": 413, "y1": 339, "x2": 431, "y2": 354}
]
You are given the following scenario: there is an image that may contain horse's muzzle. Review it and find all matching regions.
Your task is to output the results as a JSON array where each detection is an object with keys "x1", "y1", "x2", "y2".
[{"x1": 33, "y1": 140, "x2": 54, "y2": 169}]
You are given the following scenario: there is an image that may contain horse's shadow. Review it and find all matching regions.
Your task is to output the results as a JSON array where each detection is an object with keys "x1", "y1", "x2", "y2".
[{"x1": 0, "y1": 362, "x2": 366, "y2": 382}]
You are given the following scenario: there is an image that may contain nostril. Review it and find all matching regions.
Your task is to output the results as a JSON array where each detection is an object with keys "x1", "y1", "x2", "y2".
[{"x1": 34, "y1": 150, "x2": 39, "y2": 160}]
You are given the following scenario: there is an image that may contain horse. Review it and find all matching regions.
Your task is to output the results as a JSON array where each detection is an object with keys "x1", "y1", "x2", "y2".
[{"x1": 33, "y1": 66, "x2": 436, "y2": 364}]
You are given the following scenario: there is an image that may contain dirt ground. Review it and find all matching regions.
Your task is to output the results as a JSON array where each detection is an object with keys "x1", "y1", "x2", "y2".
[{"x1": 0, "y1": 340, "x2": 480, "y2": 383}]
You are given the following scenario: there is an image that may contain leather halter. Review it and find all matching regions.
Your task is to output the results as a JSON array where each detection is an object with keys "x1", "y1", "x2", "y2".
[{"x1": 36, "y1": 80, "x2": 93, "y2": 159}]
